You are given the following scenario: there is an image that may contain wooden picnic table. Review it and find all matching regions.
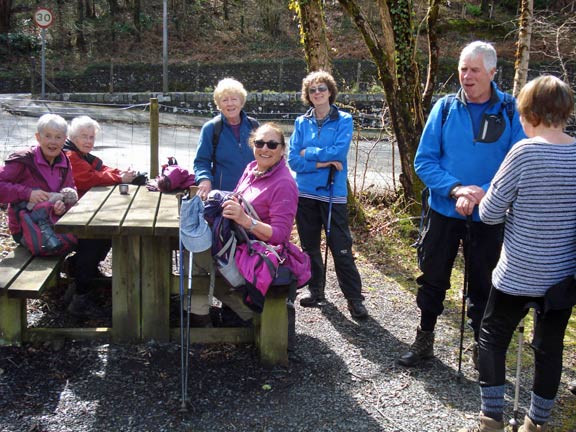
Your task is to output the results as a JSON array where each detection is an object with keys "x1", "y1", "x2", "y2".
[{"x1": 55, "y1": 184, "x2": 179, "y2": 342}]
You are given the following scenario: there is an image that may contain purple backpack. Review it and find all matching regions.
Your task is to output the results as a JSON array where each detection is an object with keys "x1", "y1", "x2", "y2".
[{"x1": 148, "y1": 157, "x2": 196, "y2": 192}]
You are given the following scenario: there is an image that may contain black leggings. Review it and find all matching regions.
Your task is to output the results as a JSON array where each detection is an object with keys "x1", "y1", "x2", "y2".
[{"x1": 478, "y1": 287, "x2": 572, "y2": 399}]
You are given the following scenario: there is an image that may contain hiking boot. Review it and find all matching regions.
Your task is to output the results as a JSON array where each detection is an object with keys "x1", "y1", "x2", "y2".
[
  {"x1": 347, "y1": 299, "x2": 368, "y2": 319},
  {"x1": 458, "y1": 414, "x2": 505, "y2": 432},
  {"x1": 519, "y1": 415, "x2": 545, "y2": 432},
  {"x1": 472, "y1": 342, "x2": 479, "y2": 371},
  {"x1": 299, "y1": 287, "x2": 325, "y2": 308},
  {"x1": 219, "y1": 305, "x2": 250, "y2": 328},
  {"x1": 569, "y1": 380, "x2": 576, "y2": 396},
  {"x1": 67, "y1": 293, "x2": 109, "y2": 319},
  {"x1": 397, "y1": 326, "x2": 434, "y2": 367}
]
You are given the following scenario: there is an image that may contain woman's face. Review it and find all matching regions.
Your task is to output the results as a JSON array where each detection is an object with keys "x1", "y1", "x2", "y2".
[
  {"x1": 36, "y1": 126, "x2": 66, "y2": 164},
  {"x1": 217, "y1": 92, "x2": 244, "y2": 123},
  {"x1": 71, "y1": 126, "x2": 97, "y2": 154},
  {"x1": 253, "y1": 127, "x2": 284, "y2": 172},
  {"x1": 307, "y1": 80, "x2": 331, "y2": 107}
]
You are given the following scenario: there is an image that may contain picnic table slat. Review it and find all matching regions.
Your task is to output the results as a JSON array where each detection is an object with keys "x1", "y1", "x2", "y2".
[
  {"x1": 121, "y1": 187, "x2": 160, "y2": 236},
  {"x1": 88, "y1": 185, "x2": 134, "y2": 236},
  {"x1": 0, "y1": 246, "x2": 33, "y2": 291},
  {"x1": 7, "y1": 256, "x2": 62, "y2": 299},
  {"x1": 55, "y1": 186, "x2": 113, "y2": 236},
  {"x1": 155, "y1": 192, "x2": 180, "y2": 237}
]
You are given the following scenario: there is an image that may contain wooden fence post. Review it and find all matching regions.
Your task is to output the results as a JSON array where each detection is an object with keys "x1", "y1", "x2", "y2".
[{"x1": 150, "y1": 98, "x2": 159, "y2": 178}]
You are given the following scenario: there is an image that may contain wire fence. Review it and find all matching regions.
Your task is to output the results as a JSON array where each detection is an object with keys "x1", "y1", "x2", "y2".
[{"x1": 0, "y1": 96, "x2": 401, "y2": 193}]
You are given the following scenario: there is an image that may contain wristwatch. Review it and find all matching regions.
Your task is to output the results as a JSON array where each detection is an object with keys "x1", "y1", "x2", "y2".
[{"x1": 247, "y1": 217, "x2": 258, "y2": 232}]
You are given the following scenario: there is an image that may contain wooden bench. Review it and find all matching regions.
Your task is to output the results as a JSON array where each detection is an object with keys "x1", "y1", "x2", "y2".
[
  {"x1": 0, "y1": 245, "x2": 63, "y2": 346},
  {"x1": 169, "y1": 248, "x2": 294, "y2": 367}
]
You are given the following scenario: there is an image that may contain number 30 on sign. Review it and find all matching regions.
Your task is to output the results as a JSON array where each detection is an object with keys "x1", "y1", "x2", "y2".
[{"x1": 34, "y1": 8, "x2": 54, "y2": 29}]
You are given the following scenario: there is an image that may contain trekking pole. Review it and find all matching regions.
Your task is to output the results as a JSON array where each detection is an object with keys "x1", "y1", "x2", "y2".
[
  {"x1": 178, "y1": 235, "x2": 187, "y2": 411},
  {"x1": 457, "y1": 214, "x2": 472, "y2": 381},
  {"x1": 321, "y1": 165, "x2": 337, "y2": 303},
  {"x1": 183, "y1": 250, "x2": 194, "y2": 406},
  {"x1": 509, "y1": 317, "x2": 525, "y2": 432}
]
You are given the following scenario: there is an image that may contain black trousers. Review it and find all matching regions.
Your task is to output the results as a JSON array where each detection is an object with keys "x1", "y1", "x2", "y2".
[
  {"x1": 296, "y1": 197, "x2": 363, "y2": 300},
  {"x1": 416, "y1": 209, "x2": 503, "y2": 338},
  {"x1": 72, "y1": 238, "x2": 111, "y2": 294},
  {"x1": 478, "y1": 287, "x2": 572, "y2": 399}
]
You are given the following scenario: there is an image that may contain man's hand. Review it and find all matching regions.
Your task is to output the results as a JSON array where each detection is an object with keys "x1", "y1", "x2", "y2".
[{"x1": 453, "y1": 185, "x2": 485, "y2": 216}]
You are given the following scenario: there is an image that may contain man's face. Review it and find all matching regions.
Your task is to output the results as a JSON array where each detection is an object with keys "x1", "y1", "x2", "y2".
[{"x1": 458, "y1": 54, "x2": 495, "y2": 104}]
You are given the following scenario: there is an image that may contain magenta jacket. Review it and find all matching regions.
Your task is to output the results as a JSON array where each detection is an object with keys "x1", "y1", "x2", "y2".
[
  {"x1": 0, "y1": 146, "x2": 75, "y2": 235},
  {"x1": 234, "y1": 158, "x2": 298, "y2": 246}
]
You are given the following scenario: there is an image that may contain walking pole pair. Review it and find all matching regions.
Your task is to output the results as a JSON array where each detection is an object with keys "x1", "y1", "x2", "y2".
[
  {"x1": 457, "y1": 215, "x2": 472, "y2": 381},
  {"x1": 319, "y1": 165, "x2": 337, "y2": 304}
]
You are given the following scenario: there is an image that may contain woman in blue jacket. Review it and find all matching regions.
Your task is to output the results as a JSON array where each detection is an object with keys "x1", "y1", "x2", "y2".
[
  {"x1": 193, "y1": 78, "x2": 258, "y2": 198},
  {"x1": 288, "y1": 70, "x2": 367, "y2": 320}
]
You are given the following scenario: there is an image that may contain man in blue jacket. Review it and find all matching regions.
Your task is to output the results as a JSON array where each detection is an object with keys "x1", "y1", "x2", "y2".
[{"x1": 397, "y1": 41, "x2": 526, "y2": 367}]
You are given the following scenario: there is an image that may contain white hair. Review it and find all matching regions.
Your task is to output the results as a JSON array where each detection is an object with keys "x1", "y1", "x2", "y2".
[
  {"x1": 460, "y1": 41, "x2": 497, "y2": 71},
  {"x1": 68, "y1": 116, "x2": 101, "y2": 139},
  {"x1": 36, "y1": 114, "x2": 68, "y2": 135}
]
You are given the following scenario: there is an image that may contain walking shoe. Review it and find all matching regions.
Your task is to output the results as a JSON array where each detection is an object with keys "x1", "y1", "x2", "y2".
[
  {"x1": 299, "y1": 287, "x2": 325, "y2": 308},
  {"x1": 518, "y1": 415, "x2": 545, "y2": 432},
  {"x1": 458, "y1": 414, "x2": 505, "y2": 432},
  {"x1": 67, "y1": 293, "x2": 109, "y2": 319},
  {"x1": 347, "y1": 299, "x2": 368, "y2": 319},
  {"x1": 569, "y1": 380, "x2": 576, "y2": 396},
  {"x1": 397, "y1": 326, "x2": 434, "y2": 367}
]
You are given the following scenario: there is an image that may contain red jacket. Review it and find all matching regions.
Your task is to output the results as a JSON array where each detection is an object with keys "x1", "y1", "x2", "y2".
[{"x1": 64, "y1": 139, "x2": 122, "y2": 197}]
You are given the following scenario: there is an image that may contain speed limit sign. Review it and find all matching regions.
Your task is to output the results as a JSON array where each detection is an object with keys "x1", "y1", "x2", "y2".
[{"x1": 34, "y1": 8, "x2": 54, "y2": 29}]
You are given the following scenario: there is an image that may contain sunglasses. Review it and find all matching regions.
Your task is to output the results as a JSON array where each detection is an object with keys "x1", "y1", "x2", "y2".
[
  {"x1": 254, "y1": 140, "x2": 281, "y2": 150},
  {"x1": 308, "y1": 84, "x2": 328, "y2": 94}
]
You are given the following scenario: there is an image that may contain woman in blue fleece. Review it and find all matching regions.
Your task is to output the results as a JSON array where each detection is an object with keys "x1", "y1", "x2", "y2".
[{"x1": 288, "y1": 70, "x2": 367, "y2": 320}]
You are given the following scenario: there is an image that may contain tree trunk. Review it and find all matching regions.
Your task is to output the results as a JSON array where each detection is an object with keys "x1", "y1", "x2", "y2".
[
  {"x1": 133, "y1": 0, "x2": 142, "y2": 41},
  {"x1": 513, "y1": 0, "x2": 533, "y2": 97},
  {"x1": 291, "y1": 0, "x2": 332, "y2": 73},
  {"x1": 481, "y1": 0, "x2": 490, "y2": 14},
  {"x1": 76, "y1": 0, "x2": 87, "y2": 51},
  {"x1": 337, "y1": 0, "x2": 430, "y2": 206},
  {"x1": 422, "y1": 0, "x2": 441, "y2": 113},
  {"x1": 0, "y1": 0, "x2": 12, "y2": 34}
]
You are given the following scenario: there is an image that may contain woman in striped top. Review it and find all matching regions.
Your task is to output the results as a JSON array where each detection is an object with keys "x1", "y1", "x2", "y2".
[{"x1": 460, "y1": 75, "x2": 576, "y2": 432}]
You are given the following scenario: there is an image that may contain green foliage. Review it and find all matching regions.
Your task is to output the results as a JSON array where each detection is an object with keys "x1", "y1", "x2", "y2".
[
  {"x1": 0, "y1": 31, "x2": 40, "y2": 56},
  {"x1": 465, "y1": 4, "x2": 482, "y2": 17}
]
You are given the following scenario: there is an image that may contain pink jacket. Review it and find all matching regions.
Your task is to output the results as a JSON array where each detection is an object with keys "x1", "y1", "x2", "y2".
[{"x1": 0, "y1": 146, "x2": 75, "y2": 235}]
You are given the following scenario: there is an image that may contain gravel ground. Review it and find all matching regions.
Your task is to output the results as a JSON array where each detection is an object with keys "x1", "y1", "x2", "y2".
[{"x1": 1, "y1": 208, "x2": 575, "y2": 432}]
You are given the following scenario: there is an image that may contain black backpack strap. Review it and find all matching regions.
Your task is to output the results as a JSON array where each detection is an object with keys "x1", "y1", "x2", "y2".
[
  {"x1": 441, "y1": 94, "x2": 456, "y2": 126},
  {"x1": 502, "y1": 92, "x2": 515, "y2": 124},
  {"x1": 211, "y1": 115, "x2": 259, "y2": 176}
]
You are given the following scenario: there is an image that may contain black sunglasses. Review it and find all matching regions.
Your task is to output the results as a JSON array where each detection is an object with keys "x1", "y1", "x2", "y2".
[
  {"x1": 308, "y1": 84, "x2": 328, "y2": 94},
  {"x1": 254, "y1": 140, "x2": 281, "y2": 150}
]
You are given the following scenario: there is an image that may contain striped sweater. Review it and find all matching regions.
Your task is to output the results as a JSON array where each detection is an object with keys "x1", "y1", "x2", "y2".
[{"x1": 479, "y1": 138, "x2": 576, "y2": 296}]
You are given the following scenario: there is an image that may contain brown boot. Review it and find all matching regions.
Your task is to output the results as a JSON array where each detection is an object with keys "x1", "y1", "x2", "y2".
[
  {"x1": 397, "y1": 326, "x2": 434, "y2": 367},
  {"x1": 458, "y1": 414, "x2": 505, "y2": 432},
  {"x1": 518, "y1": 415, "x2": 545, "y2": 432}
]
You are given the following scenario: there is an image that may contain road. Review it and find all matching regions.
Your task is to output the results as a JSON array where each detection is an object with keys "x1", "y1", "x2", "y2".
[{"x1": 0, "y1": 102, "x2": 401, "y2": 192}]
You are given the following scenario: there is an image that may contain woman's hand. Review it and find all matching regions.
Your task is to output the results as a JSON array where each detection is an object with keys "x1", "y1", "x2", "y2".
[
  {"x1": 120, "y1": 170, "x2": 136, "y2": 183},
  {"x1": 52, "y1": 200, "x2": 66, "y2": 216},
  {"x1": 197, "y1": 180, "x2": 212, "y2": 200},
  {"x1": 317, "y1": 161, "x2": 343, "y2": 171},
  {"x1": 221, "y1": 198, "x2": 250, "y2": 226},
  {"x1": 29, "y1": 189, "x2": 50, "y2": 204}
]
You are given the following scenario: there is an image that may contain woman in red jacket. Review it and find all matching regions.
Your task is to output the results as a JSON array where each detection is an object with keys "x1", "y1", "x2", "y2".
[{"x1": 64, "y1": 115, "x2": 137, "y2": 197}]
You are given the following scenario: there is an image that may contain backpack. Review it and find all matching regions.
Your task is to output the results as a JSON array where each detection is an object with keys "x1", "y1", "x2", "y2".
[
  {"x1": 148, "y1": 157, "x2": 196, "y2": 192},
  {"x1": 211, "y1": 115, "x2": 259, "y2": 176},
  {"x1": 15, "y1": 201, "x2": 78, "y2": 257}
]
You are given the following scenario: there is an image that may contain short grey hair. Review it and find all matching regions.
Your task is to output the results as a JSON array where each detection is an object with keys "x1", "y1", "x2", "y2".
[
  {"x1": 459, "y1": 41, "x2": 497, "y2": 71},
  {"x1": 37, "y1": 114, "x2": 68, "y2": 135},
  {"x1": 69, "y1": 116, "x2": 101, "y2": 138}
]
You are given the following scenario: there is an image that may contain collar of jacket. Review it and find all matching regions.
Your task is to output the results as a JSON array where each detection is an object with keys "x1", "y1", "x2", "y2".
[
  {"x1": 64, "y1": 138, "x2": 102, "y2": 170},
  {"x1": 455, "y1": 81, "x2": 502, "y2": 108},
  {"x1": 303, "y1": 105, "x2": 339, "y2": 121}
]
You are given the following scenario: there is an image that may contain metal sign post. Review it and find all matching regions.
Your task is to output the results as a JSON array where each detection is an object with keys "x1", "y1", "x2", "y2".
[{"x1": 33, "y1": 8, "x2": 54, "y2": 99}]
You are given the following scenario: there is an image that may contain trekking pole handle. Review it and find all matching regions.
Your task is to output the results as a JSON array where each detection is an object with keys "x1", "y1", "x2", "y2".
[{"x1": 328, "y1": 164, "x2": 336, "y2": 186}]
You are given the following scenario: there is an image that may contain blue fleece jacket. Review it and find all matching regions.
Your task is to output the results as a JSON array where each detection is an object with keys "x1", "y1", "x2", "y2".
[
  {"x1": 193, "y1": 111, "x2": 257, "y2": 192},
  {"x1": 288, "y1": 106, "x2": 352, "y2": 203},
  {"x1": 414, "y1": 82, "x2": 526, "y2": 221}
]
